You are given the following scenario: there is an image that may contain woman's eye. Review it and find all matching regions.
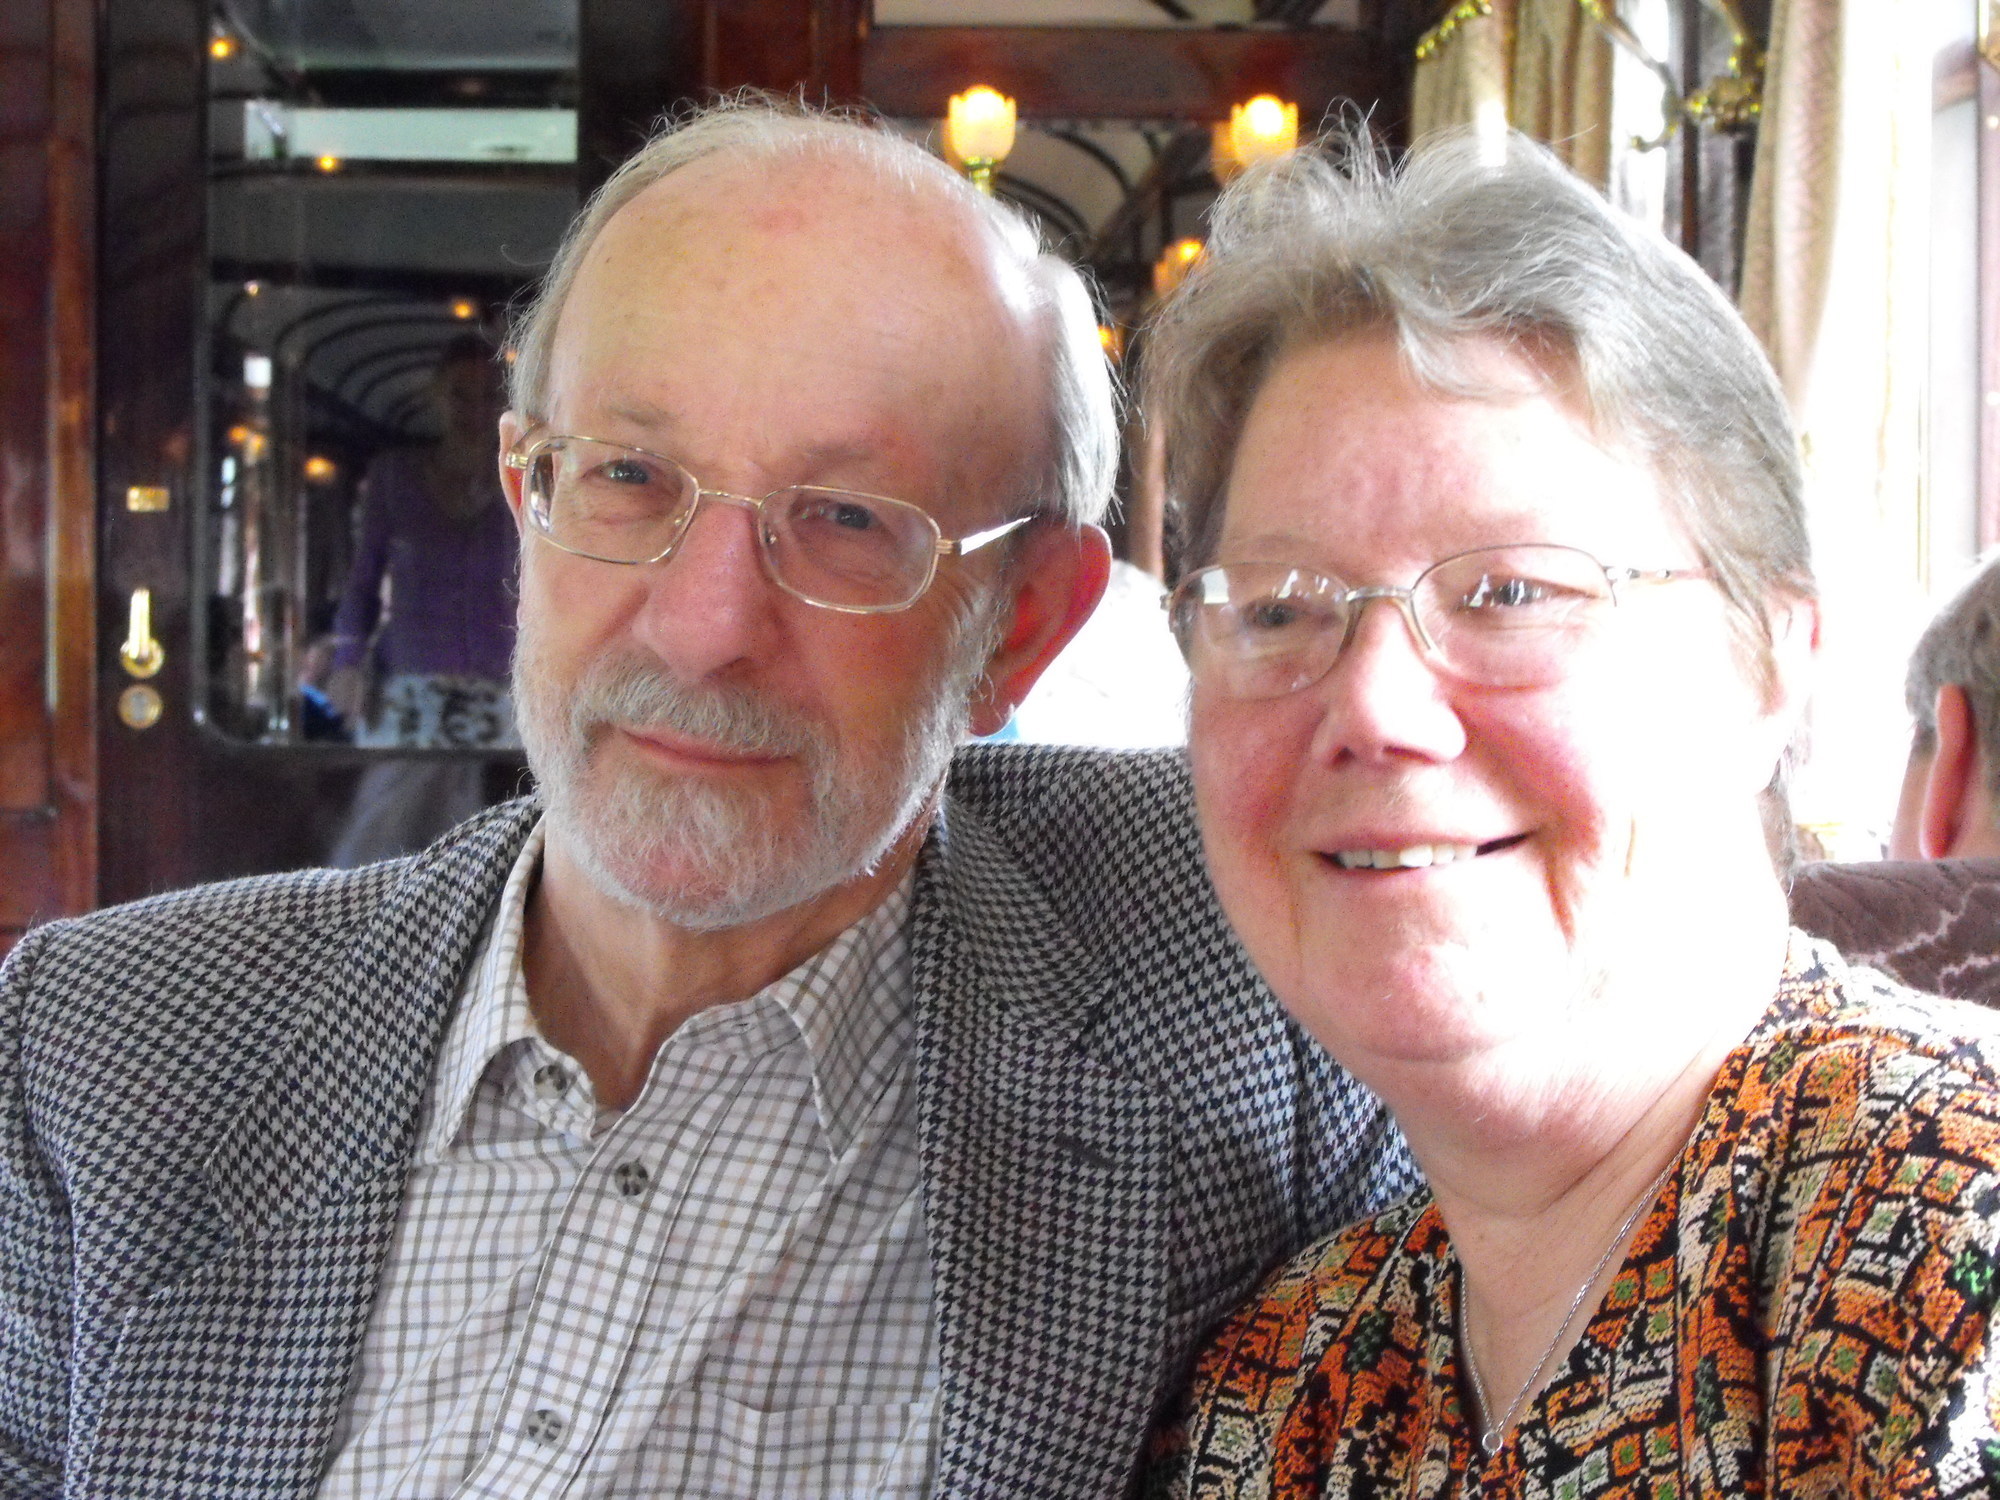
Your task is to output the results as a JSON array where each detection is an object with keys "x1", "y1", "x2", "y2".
[
  {"x1": 1464, "y1": 575, "x2": 1553, "y2": 609},
  {"x1": 827, "y1": 501, "x2": 878, "y2": 532},
  {"x1": 1242, "y1": 599, "x2": 1302, "y2": 631}
]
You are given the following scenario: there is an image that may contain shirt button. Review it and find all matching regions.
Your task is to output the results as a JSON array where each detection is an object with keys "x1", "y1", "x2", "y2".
[
  {"x1": 533, "y1": 1062, "x2": 572, "y2": 1099},
  {"x1": 613, "y1": 1160, "x2": 652, "y2": 1199},
  {"x1": 524, "y1": 1407, "x2": 566, "y2": 1445}
]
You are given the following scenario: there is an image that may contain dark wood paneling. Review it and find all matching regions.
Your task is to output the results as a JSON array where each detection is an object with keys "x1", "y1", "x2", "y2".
[
  {"x1": 706, "y1": 0, "x2": 869, "y2": 103},
  {"x1": 0, "y1": 0, "x2": 96, "y2": 950},
  {"x1": 579, "y1": 0, "x2": 702, "y2": 187},
  {"x1": 861, "y1": 25, "x2": 1392, "y2": 124}
]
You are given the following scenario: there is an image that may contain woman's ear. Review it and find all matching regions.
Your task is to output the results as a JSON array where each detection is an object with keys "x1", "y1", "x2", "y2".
[
  {"x1": 1743, "y1": 594, "x2": 1820, "y2": 790},
  {"x1": 966, "y1": 523, "x2": 1113, "y2": 739}
]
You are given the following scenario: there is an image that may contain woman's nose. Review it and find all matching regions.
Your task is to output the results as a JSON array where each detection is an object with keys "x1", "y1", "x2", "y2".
[{"x1": 1307, "y1": 594, "x2": 1468, "y2": 765}]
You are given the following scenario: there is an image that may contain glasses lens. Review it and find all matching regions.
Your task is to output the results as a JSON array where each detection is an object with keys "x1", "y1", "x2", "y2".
[
  {"x1": 1416, "y1": 545, "x2": 1613, "y2": 686},
  {"x1": 766, "y1": 488, "x2": 939, "y2": 609},
  {"x1": 1172, "y1": 564, "x2": 1346, "y2": 699},
  {"x1": 531, "y1": 438, "x2": 695, "y2": 563}
]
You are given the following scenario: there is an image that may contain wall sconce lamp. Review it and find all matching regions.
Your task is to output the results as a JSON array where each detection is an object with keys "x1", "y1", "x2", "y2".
[
  {"x1": 1213, "y1": 94, "x2": 1299, "y2": 182},
  {"x1": 1153, "y1": 238, "x2": 1205, "y2": 301},
  {"x1": 944, "y1": 86, "x2": 1017, "y2": 195},
  {"x1": 1097, "y1": 324, "x2": 1125, "y2": 363}
]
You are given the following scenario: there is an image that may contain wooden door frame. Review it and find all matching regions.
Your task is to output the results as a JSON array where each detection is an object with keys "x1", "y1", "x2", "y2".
[{"x1": 0, "y1": 0, "x2": 97, "y2": 951}]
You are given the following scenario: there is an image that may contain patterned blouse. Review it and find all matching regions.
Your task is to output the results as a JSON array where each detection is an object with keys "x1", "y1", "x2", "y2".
[{"x1": 1147, "y1": 936, "x2": 2000, "y2": 1499}]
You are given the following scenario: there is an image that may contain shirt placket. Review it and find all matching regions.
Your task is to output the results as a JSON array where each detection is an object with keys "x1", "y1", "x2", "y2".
[{"x1": 450, "y1": 1049, "x2": 745, "y2": 1499}]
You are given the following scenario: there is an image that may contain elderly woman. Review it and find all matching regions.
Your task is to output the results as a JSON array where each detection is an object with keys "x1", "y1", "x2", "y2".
[{"x1": 1142, "y1": 131, "x2": 2000, "y2": 1497}]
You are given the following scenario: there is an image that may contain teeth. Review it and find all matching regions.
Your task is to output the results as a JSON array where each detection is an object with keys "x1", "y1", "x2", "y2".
[{"x1": 1333, "y1": 843, "x2": 1480, "y2": 870}]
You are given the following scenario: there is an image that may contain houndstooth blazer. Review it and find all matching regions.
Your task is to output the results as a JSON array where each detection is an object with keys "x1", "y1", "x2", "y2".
[{"x1": 0, "y1": 745, "x2": 1414, "y2": 1499}]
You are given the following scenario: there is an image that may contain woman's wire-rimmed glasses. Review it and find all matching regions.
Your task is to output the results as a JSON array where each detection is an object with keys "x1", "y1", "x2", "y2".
[
  {"x1": 505, "y1": 432, "x2": 1034, "y2": 614},
  {"x1": 1166, "y1": 543, "x2": 1709, "y2": 699}
]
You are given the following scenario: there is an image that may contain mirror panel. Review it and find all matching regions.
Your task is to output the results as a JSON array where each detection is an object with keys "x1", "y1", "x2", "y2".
[{"x1": 199, "y1": 0, "x2": 578, "y2": 752}]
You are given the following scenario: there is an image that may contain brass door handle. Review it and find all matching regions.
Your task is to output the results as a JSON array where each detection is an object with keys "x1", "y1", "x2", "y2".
[{"x1": 119, "y1": 587, "x2": 164, "y2": 678}]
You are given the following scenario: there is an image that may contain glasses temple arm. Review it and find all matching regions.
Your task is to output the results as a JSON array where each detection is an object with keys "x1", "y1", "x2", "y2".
[{"x1": 938, "y1": 514, "x2": 1036, "y2": 557}]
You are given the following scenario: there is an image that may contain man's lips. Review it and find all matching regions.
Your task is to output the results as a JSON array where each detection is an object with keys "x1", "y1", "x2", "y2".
[
  {"x1": 614, "y1": 725, "x2": 790, "y2": 769},
  {"x1": 1319, "y1": 832, "x2": 1530, "y2": 871}
]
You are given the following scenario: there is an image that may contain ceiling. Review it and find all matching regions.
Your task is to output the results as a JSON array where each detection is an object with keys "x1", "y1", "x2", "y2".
[{"x1": 210, "y1": 0, "x2": 1409, "y2": 439}]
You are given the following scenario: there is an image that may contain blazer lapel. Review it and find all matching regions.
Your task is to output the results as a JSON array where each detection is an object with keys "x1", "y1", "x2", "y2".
[
  {"x1": 912, "y1": 798, "x2": 1173, "y2": 1499},
  {"x1": 71, "y1": 802, "x2": 537, "y2": 1500}
]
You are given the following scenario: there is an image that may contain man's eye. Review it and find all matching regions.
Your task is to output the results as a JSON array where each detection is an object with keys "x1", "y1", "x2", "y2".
[
  {"x1": 825, "y1": 500, "x2": 879, "y2": 532},
  {"x1": 596, "y1": 457, "x2": 655, "y2": 486}
]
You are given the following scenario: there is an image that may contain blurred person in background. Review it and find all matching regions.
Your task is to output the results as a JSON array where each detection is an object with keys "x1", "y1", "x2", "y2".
[
  {"x1": 323, "y1": 333, "x2": 522, "y2": 863},
  {"x1": 1891, "y1": 552, "x2": 2000, "y2": 861}
]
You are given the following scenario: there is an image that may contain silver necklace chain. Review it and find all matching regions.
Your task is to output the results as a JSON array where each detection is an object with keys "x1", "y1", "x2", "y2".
[{"x1": 1456, "y1": 1156, "x2": 1679, "y2": 1458}]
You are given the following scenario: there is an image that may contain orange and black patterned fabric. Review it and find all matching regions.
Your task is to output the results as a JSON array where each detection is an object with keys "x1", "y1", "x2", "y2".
[{"x1": 1147, "y1": 935, "x2": 2000, "y2": 1499}]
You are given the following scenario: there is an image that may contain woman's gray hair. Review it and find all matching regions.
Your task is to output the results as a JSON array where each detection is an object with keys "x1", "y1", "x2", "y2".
[
  {"x1": 508, "y1": 93, "x2": 1117, "y2": 528},
  {"x1": 1143, "y1": 126, "x2": 1813, "y2": 678}
]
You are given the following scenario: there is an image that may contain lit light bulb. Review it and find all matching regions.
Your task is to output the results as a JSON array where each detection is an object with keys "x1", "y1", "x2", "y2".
[
  {"x1": 1226, "y1": 95, "x2": 1299, "y2": 173},
  {"x1": 1153, "y1": 238, "x2": 1205, "y2": 300},
  {"x1": 944, "y1": 86, "x2": 1017, "y2": 193}
]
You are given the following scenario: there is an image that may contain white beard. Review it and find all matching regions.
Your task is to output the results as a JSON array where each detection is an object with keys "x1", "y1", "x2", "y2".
[{"x1": 513, "y1": 597, "x2": 1001, "y2": 930}]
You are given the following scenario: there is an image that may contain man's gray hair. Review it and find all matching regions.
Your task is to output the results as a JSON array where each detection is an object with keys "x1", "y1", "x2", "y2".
[
  {"x1": 1906, "y1": 554, "x2": 2000, "y2": 779},
  {"x1": 508, "y1": 93, "x2": 1117, "y2": 528},
  {"x1": 1141, "y1": 127, "x2": 1814, "y2": 683}
]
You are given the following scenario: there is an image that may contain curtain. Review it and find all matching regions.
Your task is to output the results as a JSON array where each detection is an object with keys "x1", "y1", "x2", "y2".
[
  {"x1": 1511, "y1": 0, "x2": 1616, "y2": 186},
  {"x1": 1410, "y1": 0, "x2": 1614, "y2": 188},
  {"x1": 1410, "y1": 0, "x2": 1516, "y2": 151},
  {"x1": 1737, "y1": 0, "x2": 1934, "y2": 852}
]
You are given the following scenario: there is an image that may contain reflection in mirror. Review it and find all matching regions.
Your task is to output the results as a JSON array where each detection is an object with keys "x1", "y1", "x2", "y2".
[{"x1": 200, "y1": 0, "x2": 578, "y2": 770}]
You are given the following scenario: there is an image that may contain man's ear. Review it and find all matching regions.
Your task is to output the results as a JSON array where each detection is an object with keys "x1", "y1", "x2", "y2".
[
  {"x1": 497, "y1": 411, "x2": 529, "y2": 531},
  {"x1": 1918, "y1": 682, "x2": 1981, "y2": 860},
  {"x1": 966, "y1": 523, "x2": 1113, "y2": 739}
]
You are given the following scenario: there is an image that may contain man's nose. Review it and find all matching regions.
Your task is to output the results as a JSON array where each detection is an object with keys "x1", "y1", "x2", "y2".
[
  {"x1": 628, "y1": 493, "x2": 783, "y2": 677},
  {"x1": 1307, "y1": 594, "x2": 1467, "y2": 766}
]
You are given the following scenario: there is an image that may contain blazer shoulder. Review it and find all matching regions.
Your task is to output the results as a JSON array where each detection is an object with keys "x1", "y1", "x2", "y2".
[
  {"x1": 939, "y1": 744, "x2": 1255, "y2": 1042},
  {"x1": 945, "y1": 743, "x2": 1204, "y2": 895},
  {"x1": 1, "y1": 799, "x2": 535, "y2": 1122}
]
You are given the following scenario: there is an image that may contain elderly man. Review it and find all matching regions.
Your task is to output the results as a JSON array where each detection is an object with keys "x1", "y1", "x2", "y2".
[
  {"x1": 1892, "y1": 553, "x2": 2000, "y2": 860},
  {"x1": 0, "y1": 103, "x2": 1410, "y2": 1499}
]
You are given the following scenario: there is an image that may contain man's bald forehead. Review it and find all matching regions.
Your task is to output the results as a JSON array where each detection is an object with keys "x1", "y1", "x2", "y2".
[{"x1": 601, "y1": 143, "x2": 1046, "y2": 320}]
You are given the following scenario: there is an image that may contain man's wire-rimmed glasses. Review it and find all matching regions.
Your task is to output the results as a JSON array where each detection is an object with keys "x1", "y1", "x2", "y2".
[
  {"x1": 1166, "y1": 543, "x2": 1709, "y2": 699},
  {"x1": 505, "y1": 433, "x2": 1033, "y2": 614}
]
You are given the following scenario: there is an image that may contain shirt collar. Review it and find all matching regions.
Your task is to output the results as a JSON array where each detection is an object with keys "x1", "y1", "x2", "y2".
[{"x1": 419, "y1": 817, "x2": 915, "y2": 1162}]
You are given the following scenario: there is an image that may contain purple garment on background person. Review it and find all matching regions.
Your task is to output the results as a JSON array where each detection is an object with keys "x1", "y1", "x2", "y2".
[{"x1": 331, "y1": 449, "x2": 519, "y2": 680}]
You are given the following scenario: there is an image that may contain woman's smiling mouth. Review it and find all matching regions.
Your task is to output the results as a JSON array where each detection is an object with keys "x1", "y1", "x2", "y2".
[{"x1": 1325, "y1": 833, "x2": 1530, "y2": 870}]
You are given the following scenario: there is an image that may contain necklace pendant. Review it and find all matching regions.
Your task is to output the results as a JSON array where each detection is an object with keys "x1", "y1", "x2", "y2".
[{"x1": 1480, "y1": 1430, "x2": 1503, "y2": 1457}]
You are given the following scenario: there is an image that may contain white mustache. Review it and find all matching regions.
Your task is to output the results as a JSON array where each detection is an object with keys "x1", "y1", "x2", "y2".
[{"x1": 568, "y1": 650, "x2": 828, "y2": 763}]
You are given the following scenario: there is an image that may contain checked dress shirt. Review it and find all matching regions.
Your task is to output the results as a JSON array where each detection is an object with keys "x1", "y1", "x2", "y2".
[{"x1": 315, "y1": 821, "x2": 937, "y2": 1498}]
